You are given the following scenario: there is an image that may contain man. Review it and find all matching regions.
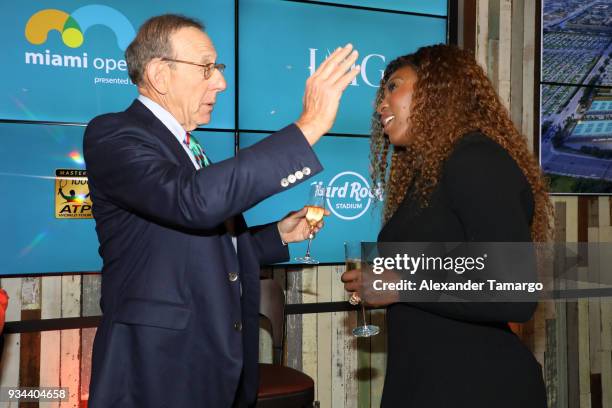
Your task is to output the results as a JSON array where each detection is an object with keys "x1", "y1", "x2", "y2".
[{"x1": 84, "y1": 14, "x2": 359, "y2": 408}]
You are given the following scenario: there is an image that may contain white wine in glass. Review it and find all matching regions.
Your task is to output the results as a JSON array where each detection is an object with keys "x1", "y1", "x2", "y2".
[
  {"x1": 295, "y1": 185, "x2": 326, "y2": 264},
  {"x1": 305, "y1": 205, "x2": 325, "y2": 227},
  {"x1": 344, "y1": 241, "x2": 380, "y2": 338}
]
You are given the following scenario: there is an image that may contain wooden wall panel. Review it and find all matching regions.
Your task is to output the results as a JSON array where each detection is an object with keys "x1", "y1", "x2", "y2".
[
  {"x1": 301, "y1": 266, "x2": 318, "y2": 396},
  {"x1": 285, "y1": 267, "x2": 303, "y2": 373},
  {"x1": 1, "y1": 277, "x2": 23, "y2": 399},
  {"x1": 40, "y1": 276, "x2": 61, "y2": 408},
  {"x1": 316, "y1": 266, "x2": 333, "y2": 408},
  {"x1": 59, "y1": 276, "x2": 81, "y2": 408}
]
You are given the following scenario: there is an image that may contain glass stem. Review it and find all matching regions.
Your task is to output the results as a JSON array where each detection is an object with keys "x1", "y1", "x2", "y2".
[
  {"x1": 361, "y1": 304, "x2": 368, "y2": 327},
  {"x1": 305, "y1": 228, "x2": 314, "y2": 258}
]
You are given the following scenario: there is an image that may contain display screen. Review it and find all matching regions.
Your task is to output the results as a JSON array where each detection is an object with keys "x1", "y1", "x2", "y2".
[
  {"x1": 239, "y1": 0, "x2": 447, "y2": 134},
  {"x1": 0, "y1": 123, "x2": 235, "y2": 275},
  {"x1": 0, "y1": 0, "x2": 235, "y2": 129},
  {"x1": 242, "y1": 133, "x2": 383, "y2": 264},
  {"x1": 539, "y1": 1, "x2": 612, "y2": 194},
  {"x1": 0, "y1": 0, "x2": 448, "y2": 273}
]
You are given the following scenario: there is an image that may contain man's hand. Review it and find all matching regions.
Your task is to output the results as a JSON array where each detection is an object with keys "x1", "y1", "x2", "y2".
[
  {"x1": 296, "y1": 44, "x2": 360, "y2": 145},
  {"x1": 341, "y1": 268, "x2": 399, "y2": 308},
  {"x1": 277, "y1": 207, "x2": 330, "y2": 244}
]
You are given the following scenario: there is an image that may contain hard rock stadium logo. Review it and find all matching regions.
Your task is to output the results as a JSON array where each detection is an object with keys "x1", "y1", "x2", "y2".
[{"x1": 25, "y1": 5, "x2": 135, "y2": 51}]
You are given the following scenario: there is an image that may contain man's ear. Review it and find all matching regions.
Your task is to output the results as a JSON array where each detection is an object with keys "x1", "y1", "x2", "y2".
[{"x1": 145, "y1": 58, "x2": 170, "y2": 95}]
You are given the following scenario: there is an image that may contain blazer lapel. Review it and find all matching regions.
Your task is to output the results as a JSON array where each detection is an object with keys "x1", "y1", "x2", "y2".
[
  {"x1": 126, "y1": 99, "x2": 194, "y2": 168},
  {"x1": 125, "y1": 100, "x2": 239, "y2": 248}
]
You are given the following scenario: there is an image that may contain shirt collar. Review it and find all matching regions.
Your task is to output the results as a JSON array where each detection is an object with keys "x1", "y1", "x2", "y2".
[{"x1": 137, "y1": 94, "x2": 186, "y2": 142}]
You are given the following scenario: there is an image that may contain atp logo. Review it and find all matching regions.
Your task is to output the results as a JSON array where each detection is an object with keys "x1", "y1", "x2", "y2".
[{"x1": 25, "y1": 5, "x2": 135, "y2": 51}]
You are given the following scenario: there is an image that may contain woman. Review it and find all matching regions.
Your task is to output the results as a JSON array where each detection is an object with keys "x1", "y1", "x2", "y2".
[{"x1": 342, "y1": 44, "x2": 553, "y2": 407}]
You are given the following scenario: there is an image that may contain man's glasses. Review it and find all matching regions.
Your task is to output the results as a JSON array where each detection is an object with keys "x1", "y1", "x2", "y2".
[{"x1": 161, "y1": 58, "x2": 226, "y2": 80}]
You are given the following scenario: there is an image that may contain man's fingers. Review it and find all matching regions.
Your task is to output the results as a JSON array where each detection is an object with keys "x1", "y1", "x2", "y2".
[
  {"x1": 310, "y1": 46, "x2": 341, "y2": 79},
  {"x1": 294, "y1": 207, "x2": 308, "y2": 218},
  {"x1": 328, "y1": 50, "x2": 359, "y2": 85},
  {"x1": 336, "y1": 66, "x2": 361, "y2": 92},
  {"x1": 316, "y1": 44, "x2": 354, "y2": 80}
]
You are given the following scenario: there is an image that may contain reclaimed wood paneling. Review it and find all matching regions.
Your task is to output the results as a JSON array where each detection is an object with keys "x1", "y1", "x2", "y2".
[
  {"x1": 301, "y1": 266, "x2": 318, "y2": 394},
  {"x1": 316, "y1": 265, "x2": 333, "y2": 408},
  {"x1": 497, "y1": 0, "x2": 512, "y2": 110},
  {"x1": 60, "y1": 276, "x2": 81, "y2": 408},
  {"x1": 475, "y1": 0, "x2": 489, "y2": 74},
  {"x1": 285, "y1": 267, "x2": 302, "y2": 372},
  {"x1": 40, "y1": 276, "x2": 61, "y2": 408},
  {"x1": 1, "y1": 277, "x2": 23, "y2": 398},
  {"x1": 553, "y1": 198, "x2": 570, "y2": 408},
  {"x1": 521, "y1": 0, "x2": 536, "y2": 149}
]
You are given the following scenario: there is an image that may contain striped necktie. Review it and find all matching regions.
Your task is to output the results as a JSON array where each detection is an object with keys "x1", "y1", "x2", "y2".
[{"x1": 184, "y1": 131, "x2": 210, "y2": 168}]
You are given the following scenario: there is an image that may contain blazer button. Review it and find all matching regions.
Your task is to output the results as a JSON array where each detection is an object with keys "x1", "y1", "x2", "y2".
[
  {"x1": 234, "y1": 322, "x2": 242, "y2": 331},
  {"x1": 228, "y1": 272, "x2": 238, "y2": 282},
  {"x1": 302, "y1": 167, "x2": 311, "y2": 176},
  {"x1": 295, "y1": 170, "x2": 304, "y2": 180},
  {"x1": 281, "y1": 178, "x2": 289, "y2": 187},
  {"x1": 288, "y1": 174, "x2": 296, "y2": 183}
]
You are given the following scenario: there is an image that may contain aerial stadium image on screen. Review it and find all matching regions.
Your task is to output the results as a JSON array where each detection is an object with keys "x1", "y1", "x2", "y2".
[{"x1": 540, "y1": 0, "x2": 612, "y2": 194}]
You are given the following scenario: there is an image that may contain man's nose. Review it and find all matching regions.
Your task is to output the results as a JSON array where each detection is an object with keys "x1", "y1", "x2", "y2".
[{"x1": 212, "y1": 69, "x2": 227, "y2": 92}]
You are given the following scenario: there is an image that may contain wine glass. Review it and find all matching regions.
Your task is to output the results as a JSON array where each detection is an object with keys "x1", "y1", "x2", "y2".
[
  {"x1": 344, "y1": 241, "x2": 380, "y2": 337},
  {"x1": 295, "y1": 184, "x2": 326, "y2": 264}
]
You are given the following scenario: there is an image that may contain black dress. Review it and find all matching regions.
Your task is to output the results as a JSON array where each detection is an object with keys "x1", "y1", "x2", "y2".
[{"x1": 378, "y1": 132, "x2": 547, "y2": 408}]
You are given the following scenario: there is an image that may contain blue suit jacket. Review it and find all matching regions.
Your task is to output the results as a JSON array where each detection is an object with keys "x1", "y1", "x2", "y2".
[{"x1": 84, "y1": 100, "x2": 322, "y2": 407}]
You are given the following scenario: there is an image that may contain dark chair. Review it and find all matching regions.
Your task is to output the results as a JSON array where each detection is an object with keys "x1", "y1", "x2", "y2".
[{"x1": 257, "y1": 279, "x2": 316, "y2": 408}]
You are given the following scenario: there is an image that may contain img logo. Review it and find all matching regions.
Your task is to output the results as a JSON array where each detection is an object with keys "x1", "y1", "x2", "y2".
[
  {"x1": 25, "y1": 5, "x2": 135, "y2": 51},
  {"x1": 309, "y1": 48, "x2": 386, "y2": 88},
  {"x1": 319, "y1": 171, "x2": 383, "y2": 220}
]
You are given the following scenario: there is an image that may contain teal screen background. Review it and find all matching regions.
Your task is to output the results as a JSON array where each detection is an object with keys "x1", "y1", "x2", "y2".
[{"x1": 0, "y1": 0, "x2": 447, "y2": 274}]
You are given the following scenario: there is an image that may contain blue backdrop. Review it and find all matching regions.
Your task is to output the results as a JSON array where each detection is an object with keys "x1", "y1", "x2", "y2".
[{"x1": 0, "y1": 0, "x2": 447, "y2": 274}]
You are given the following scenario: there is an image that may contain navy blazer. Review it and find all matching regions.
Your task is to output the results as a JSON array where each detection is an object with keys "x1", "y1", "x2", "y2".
[{"x1": 84, "y1": 100, "x2": 322, "y2": 407}]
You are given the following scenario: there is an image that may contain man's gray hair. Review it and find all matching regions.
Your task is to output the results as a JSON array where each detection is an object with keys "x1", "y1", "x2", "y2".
[{"x1": 125, "y1": 14, "x2": 204, "y2": 86}]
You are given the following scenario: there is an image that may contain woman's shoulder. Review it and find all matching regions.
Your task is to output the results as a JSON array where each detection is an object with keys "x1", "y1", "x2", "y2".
[
  {"x1": 441, "y1": 131, "x2": 530, "y2": 196},
  {"x1": 444, "y1": 131, "x2": 519, "y2": 176}
]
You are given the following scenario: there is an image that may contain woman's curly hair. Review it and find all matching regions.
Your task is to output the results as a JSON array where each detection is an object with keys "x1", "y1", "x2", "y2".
[{"x1": 371, "y1": 44, "x2": 554, "y2": 242}]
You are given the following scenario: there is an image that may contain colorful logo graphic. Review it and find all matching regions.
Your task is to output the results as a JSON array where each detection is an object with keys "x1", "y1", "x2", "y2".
[
  {"x1": 55, "y1": 169, "x2": 93, "y2": 219},
  {"x1": 25, "y1": 5, "x2": 135, "y2": 50}
]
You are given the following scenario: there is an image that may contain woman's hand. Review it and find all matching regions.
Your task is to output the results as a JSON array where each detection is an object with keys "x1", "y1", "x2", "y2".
[{"x1": 341, "y1": 268, "x2": 399, "y2": 307}]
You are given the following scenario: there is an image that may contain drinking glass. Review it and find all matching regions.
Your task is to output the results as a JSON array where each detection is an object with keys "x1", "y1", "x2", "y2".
[
  {"x1": 344, "y1": 241, "x2": 380, "y2": 337},
  {"x1": 295, "y1": 184, "x2": 326, "y2": 264}
]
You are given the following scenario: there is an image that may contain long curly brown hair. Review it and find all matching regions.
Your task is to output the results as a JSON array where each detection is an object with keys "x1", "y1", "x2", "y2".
[{"x1": 371, "y1": 44, "x2": 554, "y2": 242}]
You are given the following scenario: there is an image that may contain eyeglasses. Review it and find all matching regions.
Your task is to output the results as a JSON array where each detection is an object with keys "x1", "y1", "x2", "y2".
[{"x1": 161, "y1": 58, "x2": 226, "y2": 80}]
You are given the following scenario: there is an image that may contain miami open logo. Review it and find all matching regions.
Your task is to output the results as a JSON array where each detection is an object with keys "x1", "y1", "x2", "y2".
[{"x1": 25, "y1": 5, "x2": 135, "y2": 50}]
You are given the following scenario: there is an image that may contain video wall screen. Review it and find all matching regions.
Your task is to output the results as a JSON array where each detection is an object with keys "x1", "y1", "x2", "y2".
[
  {"x1": 312, "y1": 0, "x2": 447, "y2": 15},
  {"x1": 238, "y1": 0, "x2": 447, "y2": 134},
  {"x1": 0, "y1": 123, "x2": 234, "y2": 275},
  {"x1": 0, "y1": 0, "x2": 447, "y2": 274},
  {"x1": 242, "y1": 134, "x2": 382, "y2": 264},
  {"x1": 0, "y1": 0, "x2": 235, "y2": 129},
  {"x1": 539, "y1": 0, "x2": 612, "y2": 194}
]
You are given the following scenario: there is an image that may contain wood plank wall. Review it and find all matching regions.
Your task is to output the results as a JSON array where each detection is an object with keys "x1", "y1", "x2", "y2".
[
  {"x1": 473, "y1": 1, "x2": 612, "y2": 407},
  {"x1": 2, "y1": 2, "x2": 611, "y2": 408}
]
